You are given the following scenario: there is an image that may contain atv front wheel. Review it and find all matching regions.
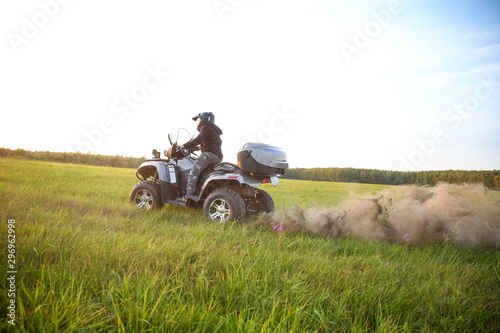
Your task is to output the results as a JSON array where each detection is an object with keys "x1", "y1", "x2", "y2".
[
  {"x1": 203, "y1": 188, "x2": 246, "y2": 222},
  {"x1": 130, "y1": 181, "x2": 163, "y2": 209}
]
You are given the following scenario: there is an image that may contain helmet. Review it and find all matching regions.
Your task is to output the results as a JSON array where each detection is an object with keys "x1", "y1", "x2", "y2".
[{"x1": 192, "y1": 112, "x2": 215, "y2": 131}]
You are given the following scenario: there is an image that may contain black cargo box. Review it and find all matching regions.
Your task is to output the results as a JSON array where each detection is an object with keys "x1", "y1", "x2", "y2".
[{"x1": 237, "y1": 143, "x2": 288, "y2": 175}]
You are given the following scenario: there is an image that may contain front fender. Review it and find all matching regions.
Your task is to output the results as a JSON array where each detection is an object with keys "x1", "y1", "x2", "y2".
[{"x1": 137, "y1": 161, "x2": 171, "y2": 183}]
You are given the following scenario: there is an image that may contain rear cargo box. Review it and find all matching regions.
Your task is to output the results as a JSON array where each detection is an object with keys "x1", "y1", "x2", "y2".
[{"x1": 237, "y1": 143, "x2": 288, "y2": 175}]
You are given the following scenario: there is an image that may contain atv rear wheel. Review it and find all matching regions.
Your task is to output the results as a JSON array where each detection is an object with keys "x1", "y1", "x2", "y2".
[
  {"x1": 256, "y1": 189, "x2": 275, "y2": 213},
  {"x1": 203, "y1": 188, "x2": 246, "y2": 222},
  {"x1": 130, "y1": 181, "x2": 163, "y2": 209},
  {"x1": 246, "y1": 188, "x2": 275, "y2": 216}
]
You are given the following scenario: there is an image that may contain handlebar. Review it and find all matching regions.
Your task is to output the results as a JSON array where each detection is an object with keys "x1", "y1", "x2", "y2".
[{"x1": 165, "y1": 143, "x2": 199, "y2": 160}]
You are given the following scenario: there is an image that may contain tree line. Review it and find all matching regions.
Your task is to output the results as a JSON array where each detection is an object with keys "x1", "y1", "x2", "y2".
[
  {"x1": 2, "y1": 148, "x2": 499, "y2": 190},
  {"x1": 284, "y1": 167, "x2": 500, "y2": 190},
  {"x1": 0, "y1": 148, "x2": 145, "y2": 169}
]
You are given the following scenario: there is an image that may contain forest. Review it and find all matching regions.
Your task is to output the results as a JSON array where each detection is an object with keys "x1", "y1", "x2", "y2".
[
  {"x1": 284, "y1": 167, "x2": 500, "y2": 190},
  {"x1": 1, "y1": 148, "x2": 499, "y2": 189},
  {"x1": 0, "y1": 148, "x2": 145, "y2": 169}
]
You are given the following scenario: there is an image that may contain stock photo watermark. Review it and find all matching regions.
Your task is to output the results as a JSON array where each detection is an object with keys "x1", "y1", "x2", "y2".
[
  {"x1": 212, "y1": 0, "x2": 244, "y2": 21},
  {"x1": 213, "y1": 0, "x2": 305, "y2": 21},
  {"x1": 7, "y1": 0, "x2": 71, "y2": 54},
  {"x1": 6, "y1": 219, "x2": 17, "y2": 326},
  {"x1": 398, "y1": 75, "x2": 498, "y2": 171},
  {"x1": 339, "y1": 0, "x2": 407, "y2": 64},
  {"x1": 247, "y1": 106, "x2": 296, "y2": 144},
  {"x1": 66, "y1": 64, "x2": 168, "y2": 154}
]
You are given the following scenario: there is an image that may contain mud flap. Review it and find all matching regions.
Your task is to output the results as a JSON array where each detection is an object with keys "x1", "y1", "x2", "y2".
[{"x1": 160, "y1": 180, "x2": 179, "y2": 203}]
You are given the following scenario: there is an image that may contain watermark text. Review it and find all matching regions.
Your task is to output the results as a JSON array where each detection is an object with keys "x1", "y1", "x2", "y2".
[
  {"x1": 7, "y1": 0, "x2": 71, "y2": 54},
  {"x1": 339, "y1": 0, "x2": 406, "y2": 64},
  {"x1": 247, "y1": 106, "x2": 296, "y2": 144},
  {"x1": 398, "y1": 75, "x2": 497, "y2": 171},
  {"x1": 6, "y1": 219, "x2": 17, "y2": 326},
  {"x1": 66, "y1": 64, "x2": 168, "y2": 153}
]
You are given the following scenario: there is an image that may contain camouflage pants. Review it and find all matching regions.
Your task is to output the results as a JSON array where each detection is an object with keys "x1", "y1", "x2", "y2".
[{"x1": 186, "y1": 152, "x2": 221, "y2": 196}]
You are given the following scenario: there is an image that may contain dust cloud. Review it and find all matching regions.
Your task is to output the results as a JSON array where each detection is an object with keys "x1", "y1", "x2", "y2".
[{"x1": 263, "y1": 183, "x2": 500, "y2": 248}]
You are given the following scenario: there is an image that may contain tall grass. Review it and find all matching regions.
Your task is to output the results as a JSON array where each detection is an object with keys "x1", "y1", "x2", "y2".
[{"x1": 0, "y1": 159, "x2": 499, "y2": 332}]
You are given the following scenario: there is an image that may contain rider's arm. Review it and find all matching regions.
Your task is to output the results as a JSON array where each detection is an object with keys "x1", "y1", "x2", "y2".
[{"x1": 182, "y1": 126, "x2": 209, "y2": 149}]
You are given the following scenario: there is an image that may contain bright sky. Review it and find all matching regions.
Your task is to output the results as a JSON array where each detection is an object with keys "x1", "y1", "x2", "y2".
[{"x1": 1, "y1": 0, "x2": 499, "y2": 171}]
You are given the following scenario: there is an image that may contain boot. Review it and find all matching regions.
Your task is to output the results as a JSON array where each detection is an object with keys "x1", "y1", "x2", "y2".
[{"x1": 186, "y1": 194, "x2": 199, "y2": 202}]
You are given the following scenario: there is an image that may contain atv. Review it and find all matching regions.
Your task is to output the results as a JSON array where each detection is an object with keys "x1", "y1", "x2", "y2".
[{"x1": 130, "y1": 130, "x2": 288, "y2": 222}]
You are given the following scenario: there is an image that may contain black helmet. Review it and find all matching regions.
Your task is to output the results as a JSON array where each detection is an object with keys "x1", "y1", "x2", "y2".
[{"x1": 192, "y1": 112, "x2": 215, "y2": 131}]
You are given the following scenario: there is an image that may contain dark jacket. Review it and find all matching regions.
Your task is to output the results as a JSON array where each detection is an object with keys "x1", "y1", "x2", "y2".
[{"x1": 183, "y1": 123, "x2": 223, "y2": 160}]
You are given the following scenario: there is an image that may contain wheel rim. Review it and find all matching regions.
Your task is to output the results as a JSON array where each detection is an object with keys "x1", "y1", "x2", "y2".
[
  {"x1": 208, "y1": 198, "x2": 230, "y2": 222},
  {"x1": 134, "y1": 189, "x2": 153, "y2": 209}
]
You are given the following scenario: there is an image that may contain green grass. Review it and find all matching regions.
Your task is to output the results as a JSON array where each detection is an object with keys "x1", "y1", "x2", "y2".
[{"x1": 0, "y1": 159, "x2": 499, "y2": 332}]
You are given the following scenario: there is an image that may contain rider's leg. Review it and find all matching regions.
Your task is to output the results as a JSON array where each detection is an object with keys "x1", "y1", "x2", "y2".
[{"x1": 186, "y1": 152, "x2": 221, "y2": 198}]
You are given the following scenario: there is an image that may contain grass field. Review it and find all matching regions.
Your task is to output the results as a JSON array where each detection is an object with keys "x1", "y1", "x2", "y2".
[{"x1": 0, "y1": 158, "x2": 499, "y2": 332}]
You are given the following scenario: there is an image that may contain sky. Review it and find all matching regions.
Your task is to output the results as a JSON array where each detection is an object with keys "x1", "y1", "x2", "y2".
[{"x1": 1, "y1": 0, "x2": 499, "y2": 171}]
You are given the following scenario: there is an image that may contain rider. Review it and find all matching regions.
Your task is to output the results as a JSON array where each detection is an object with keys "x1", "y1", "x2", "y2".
[{"x1": 180, "y1": 112, "x2": 223, "y2": 201}]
